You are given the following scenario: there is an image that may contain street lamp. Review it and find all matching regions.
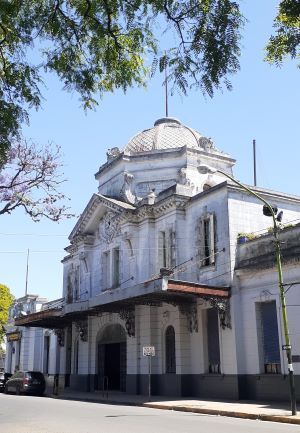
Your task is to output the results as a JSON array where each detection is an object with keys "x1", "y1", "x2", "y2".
[{"x1": 198, "y1": 165, "x2": 297, "y2": 415}]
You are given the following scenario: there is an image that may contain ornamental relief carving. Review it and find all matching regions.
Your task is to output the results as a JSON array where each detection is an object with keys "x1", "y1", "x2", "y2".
[
  {"x1": 120, "y1": 171, "x2": 136, "y2": 204},
  {"x1": 177, "y1": 168, "x2": 194, "y2": 189},
  {"x1": 135, "y1": 180, "x2": 176, "y2": 197},
  {"x1": 98, "y1": 211, "x2": 121, "y2": 244}
]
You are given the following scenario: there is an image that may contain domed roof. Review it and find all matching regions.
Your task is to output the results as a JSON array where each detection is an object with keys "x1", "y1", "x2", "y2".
[{"x1": 123, "y1": 117, "x2": 204, "y2": 154}]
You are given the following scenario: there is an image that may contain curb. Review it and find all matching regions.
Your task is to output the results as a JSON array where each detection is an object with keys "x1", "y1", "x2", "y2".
[
  {"x1": 50, "y1": 394, "x2": 300, "y2": 425},
  {"x1": 144, "y1": 403, "x2": 300, "y2": 425},
  {"x1": 50, "y1": 394, "x2": 140, "y2": 407}
]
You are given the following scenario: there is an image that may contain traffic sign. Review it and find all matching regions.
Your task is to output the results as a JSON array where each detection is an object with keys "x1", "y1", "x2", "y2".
[{"x1": 143, "y1": 346, "x2": 155, "y2": 356}]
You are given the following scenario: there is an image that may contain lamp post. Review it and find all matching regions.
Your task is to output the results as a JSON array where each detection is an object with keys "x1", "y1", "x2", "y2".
[{"x1": 198, "y1": 165, "x2": 297, "y2": 415}]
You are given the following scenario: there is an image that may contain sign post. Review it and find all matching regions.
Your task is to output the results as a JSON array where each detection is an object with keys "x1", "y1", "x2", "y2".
[{"x1": 143, "y1": 346, "x2": 155, "y2": 402}]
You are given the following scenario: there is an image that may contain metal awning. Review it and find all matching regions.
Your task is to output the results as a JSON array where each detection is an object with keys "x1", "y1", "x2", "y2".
[
  {"x1": 15, "y1": 278, "x2": 230, "y2": 329},
  {"x1": 14, "y1": 308, "x2": 67, "y2": 328}
]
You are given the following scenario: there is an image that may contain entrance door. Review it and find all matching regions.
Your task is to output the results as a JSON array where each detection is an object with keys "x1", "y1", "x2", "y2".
[
  {"x1": 105, "y1": 343, "x2": 121, "y2": 390},
  {"x1": 120, "y1": 342, "x2": 126, "y2": 391},
  {"x1": 97, "y1": 324, "x2": 127, "y2": 392},
  {"x1": 97, "y1": 342, "x2": 127, "y2": 391}
]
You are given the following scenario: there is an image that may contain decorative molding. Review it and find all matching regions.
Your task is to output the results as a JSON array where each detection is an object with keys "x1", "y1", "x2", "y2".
[
  {"x1": 118, "y1": 309, "x2": 135, "y2": 337},
  {"x1": 75, "y1": 320, "x2": 88, "y2": 342},
  {"x1": 99, "y1": 211, "x2": 121, "y2": 244},
  {"x1": 161, "y1": 310, "x2": 170, "y2": 327},
  {"x1": 198, "y1": 136, "x2": 225, "y2": 154},
  {"x1": 106, "y1": 147, "x2": 121, "y2": 161},
  {"x1": 179, "y1": 303, "x2": 198, "y2": 333},
  {"x1": 178, "y1": 168, "x2": 194, "y2": 189},
  {"x1": 120, "y1": 171, "x2": 136, "y2": 204},
  {"x1": 69, "y1": 193, "x2": 133, "y2": 242},
  {"x1": 128, "y1": 195, "x2": 188, "y2": 224},
  {"x1": 198, "y1": 136, "x2": 216, "y2": 152},
  {"x1": 208, "y1": 297, "x2": 231, "y2": 329},
  {"x1": 135, "y1": 179, "x2": 176, "y2": 198},
  {"x1": 54, "y1": 329, "x2": 65, "y2": 347}
]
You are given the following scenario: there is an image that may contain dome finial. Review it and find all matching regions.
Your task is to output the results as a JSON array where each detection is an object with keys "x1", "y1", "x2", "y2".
[{"x1": 165, "y1": 51, "x2": 169, "y2": 118}]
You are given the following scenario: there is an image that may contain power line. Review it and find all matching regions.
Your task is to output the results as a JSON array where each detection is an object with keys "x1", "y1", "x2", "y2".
[
  {"x1": 0, "y1": 232, "x2": 66, "y2": 237},
  {"x1": 0, "y1": 250, "x2": 64, "y2": 254},
  {"x1": 0, "y1": 217, "x2": 300, "y2": 238}
]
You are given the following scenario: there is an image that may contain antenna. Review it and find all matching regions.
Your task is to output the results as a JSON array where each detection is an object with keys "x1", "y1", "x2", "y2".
[
  {"x1": 165, "y1": 51, "x2": 168, "y2": 117},
  {"x1": 25, "y1": 248, "x2": 29, "y2": 296},
  {"x1": 253, "y1": 139, "x2": 257, "y2": 186}
]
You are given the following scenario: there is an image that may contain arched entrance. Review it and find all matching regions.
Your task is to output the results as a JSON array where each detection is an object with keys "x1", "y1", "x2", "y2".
[{"x1": 97, "y1": 324, "x2": 127, "y2": 391}]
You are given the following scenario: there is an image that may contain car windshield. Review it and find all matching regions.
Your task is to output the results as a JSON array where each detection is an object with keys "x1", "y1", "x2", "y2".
[{"x1": 26, "y1": 372, "x2": 44, "y2": 380}]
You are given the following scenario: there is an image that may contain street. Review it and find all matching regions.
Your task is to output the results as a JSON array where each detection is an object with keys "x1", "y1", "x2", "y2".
[{"x1": 0, "y1": 394, "x2": 299, "y2": 433}]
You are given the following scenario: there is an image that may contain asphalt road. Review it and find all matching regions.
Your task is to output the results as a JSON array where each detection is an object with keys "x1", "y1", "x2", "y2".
[{"x1": 0, "y1": 394, "x2": 298, "y2": 433}]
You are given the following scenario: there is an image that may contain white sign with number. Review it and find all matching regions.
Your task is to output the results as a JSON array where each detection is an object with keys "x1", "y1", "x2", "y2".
[{"x1": 143, "y1": 346, "x2": 155, "y2": 357}]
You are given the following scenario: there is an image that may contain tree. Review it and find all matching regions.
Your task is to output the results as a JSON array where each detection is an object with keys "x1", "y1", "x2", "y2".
[
  {"x1": 0, "y1": 284, "x2": 14, "y2": 345},
  {"x1": 0, "y1": 0, "x2": 244, "y2": 162},
  {"x1": 266, "y1": 0, "x2": 300, "y2": 67},
  {"x1": 0, "y1": 1, "x2": 299, "y2": 162},
  {"x1": 0, "y1": 140, "x2": 73, "y2": 221}
]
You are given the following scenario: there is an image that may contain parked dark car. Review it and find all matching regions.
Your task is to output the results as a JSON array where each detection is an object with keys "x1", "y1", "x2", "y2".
[
  {"x1": 0, "y1": 372, "x2": 12, "y2": 392},
  {"x1": 5, "y1": 371, "x2": 45, "y2": 396}
]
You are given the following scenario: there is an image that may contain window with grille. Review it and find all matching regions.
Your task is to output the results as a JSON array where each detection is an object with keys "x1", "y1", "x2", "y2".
[
  {"x1": 258, "y1": 301, "x2": 281, "y2": 374},
  {"x1": 198, "y1": 213, "x2": 215, "y2": 267},
  {"x1": 165, "y1": 326, "x2": 176, "y2": 374},
  {"x1": 113, "y1": 247, "x2": 120, "y2": 288},
  {"x1": 74, "y1": 266, "x2": 80, "y2": 300},
  {"x1": 102, "y1": 251, "x2": 110, "y2": 290},
  {"x1": 158, "y1": 230, "x2": 176, "y2": 270}
]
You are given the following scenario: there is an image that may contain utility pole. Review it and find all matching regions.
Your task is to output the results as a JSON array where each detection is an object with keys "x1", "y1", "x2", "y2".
[
  {"x1": 253, "y1": 139, "x2": 257, "y2": 186},
  {"x1": 25, "y1": 249, "x2": 29, "y2": 296},
  {"x1": 165, "y1": 51, "x2": 168, "y2": 117}
]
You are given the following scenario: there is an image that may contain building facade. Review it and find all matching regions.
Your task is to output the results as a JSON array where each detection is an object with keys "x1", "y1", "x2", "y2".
[
  {"x1": 16, "y1": 117, "x2": 300, "y2": 400},
  {"x1": 5, "y1": 295, "x2": 59, "y2": 380},
  {"x1": 235, "y1": 224, "x2": 300, "y2": 400}
]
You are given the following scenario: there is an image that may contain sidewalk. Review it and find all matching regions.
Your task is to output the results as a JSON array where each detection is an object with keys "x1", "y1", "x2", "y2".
[{"x1": 50, "y1": 389, "x2": 300, "y2": 425}]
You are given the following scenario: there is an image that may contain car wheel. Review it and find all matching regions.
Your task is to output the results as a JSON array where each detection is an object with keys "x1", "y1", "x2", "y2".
[{"x1": 4, "y1": 386, "x2": 8, "y2": 394}]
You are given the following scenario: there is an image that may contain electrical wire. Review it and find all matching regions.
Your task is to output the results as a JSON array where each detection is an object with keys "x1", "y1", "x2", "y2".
[
  {"x1": 0, "y1": 216, "x2": 300, "y2": 239},
  {"x1": 0, "y1": 250, "x2": 64, "y2": 254}
]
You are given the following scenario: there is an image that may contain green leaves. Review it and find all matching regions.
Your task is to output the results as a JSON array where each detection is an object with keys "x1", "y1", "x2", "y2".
[
  {"x1": 0, "y1": 283, "x2": 14, "y2": 344},
  {"x1": 0, "y1": 0, "x2": 297, "y2": 163},
  {"x1": 154, "y1": 0, "x2": 243, "y2": 97},
  {"x1": 265, "y1": 0, "x2": 300, "y2": 67}
]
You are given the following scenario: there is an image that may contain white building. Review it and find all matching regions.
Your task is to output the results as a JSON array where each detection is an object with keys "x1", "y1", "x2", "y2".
[
  {"x1": 235, "y1": 224, "x2": 300, "y2": 400},
  {"x1": 16, "y1": 117, "x2": 300, "y2": 400},
  {"x1": 5, "y1": 295, "x2": 59, "y2": 381}
]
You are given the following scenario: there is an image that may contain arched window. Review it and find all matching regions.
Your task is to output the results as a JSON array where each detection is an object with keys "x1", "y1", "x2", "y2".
[{"x1": 165, "y1": 326, "x2": 176, "y2": 374}]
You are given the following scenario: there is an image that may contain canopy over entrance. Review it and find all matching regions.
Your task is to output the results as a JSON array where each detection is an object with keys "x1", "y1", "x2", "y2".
[{"x1": 15, "y1": 278, "x2": 230, "y2": 329}]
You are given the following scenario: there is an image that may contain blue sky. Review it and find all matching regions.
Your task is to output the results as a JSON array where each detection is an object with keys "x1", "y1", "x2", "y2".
[{"x1": 1, "y1": 1, "x2": 299, "y2": 301}]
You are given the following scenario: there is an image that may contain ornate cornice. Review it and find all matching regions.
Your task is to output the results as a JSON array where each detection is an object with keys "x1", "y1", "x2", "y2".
[
  {"x1": 69, "y1": 193, "x2": 135, "y2": 242},
  {"x1": 128, "y1": 195, "x2": 188, "y2": 223}
]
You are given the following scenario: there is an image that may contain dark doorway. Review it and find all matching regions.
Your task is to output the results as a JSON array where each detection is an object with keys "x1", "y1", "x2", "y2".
[
  {"x1": 98, "y1": 342, "x2": 126, "y2": 391},
  {"x1": 97, "y1": 324, "x2": 127, "y2": 392},
  {"x1": 105, "y1": 343, "x2": 120, "y2": 389}
]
